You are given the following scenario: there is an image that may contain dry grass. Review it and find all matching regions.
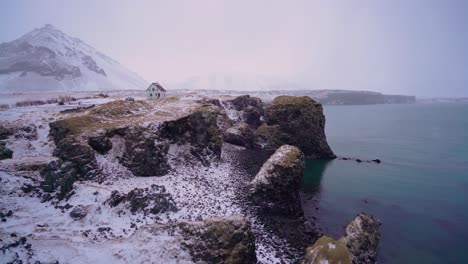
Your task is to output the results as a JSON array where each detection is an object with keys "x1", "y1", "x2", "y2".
[{"x1": 15, "y1": 96, "x2": 77, "y2": 107}]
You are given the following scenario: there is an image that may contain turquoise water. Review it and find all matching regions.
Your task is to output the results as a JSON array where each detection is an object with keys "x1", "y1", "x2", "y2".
[{"x1": 302, "y1": 103, "x2": 468, "y2": 263}]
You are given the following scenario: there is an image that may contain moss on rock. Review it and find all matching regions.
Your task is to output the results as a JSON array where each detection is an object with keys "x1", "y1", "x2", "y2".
[{"x1": 301, "y1": 236, "x2": 352, "y2": 264}]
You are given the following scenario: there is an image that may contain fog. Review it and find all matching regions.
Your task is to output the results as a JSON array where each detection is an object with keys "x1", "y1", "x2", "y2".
[{"x1": 1, "y1": 0, "x2": 467, "y2": 96}]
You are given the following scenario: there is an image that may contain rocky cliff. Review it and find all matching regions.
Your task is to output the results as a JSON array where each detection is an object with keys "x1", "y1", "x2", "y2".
[
  {"x1": 256, "y1": 96, "x2": 336, "y2": 159},
  {"x1": 0, "y1": 93, "x2": 346, "y2": 263}
]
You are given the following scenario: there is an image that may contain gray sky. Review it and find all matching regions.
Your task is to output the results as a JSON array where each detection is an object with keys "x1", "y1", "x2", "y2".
[{"x1": 1, "y1": 0, "x2": 467, "y2": 96}]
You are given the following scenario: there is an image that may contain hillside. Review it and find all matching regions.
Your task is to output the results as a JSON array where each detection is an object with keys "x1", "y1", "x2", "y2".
[{"x1": 0, "y1": 24, "x2": 148, "y2": 93}]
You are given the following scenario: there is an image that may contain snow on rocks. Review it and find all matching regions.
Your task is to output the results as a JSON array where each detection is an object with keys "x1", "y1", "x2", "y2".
[{"x1": 0, "y1": 94, "x2": 330, "y2": 263}]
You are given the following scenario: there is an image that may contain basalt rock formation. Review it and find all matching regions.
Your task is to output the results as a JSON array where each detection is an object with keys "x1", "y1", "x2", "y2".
[
  {"x1": 301, "y1": 213, "x2": 381, "y2": 264},
  {"x1": 223, "y1": 122, "x2": 256, "y2": 149},
  {"x1": 250, "y1": 145, "x2": 305, "y2": 216},
  {"x1": 256, "y1": 96, "x2": 335, "y2": 159},
  {"x1": 227, "y1": 95, "x2": 264, "y2": 128},
  {"x1": 158, "y1": 107, "x2": 222, "y2": 164},
  {"x1": 178, "y1": 216, "x2": 257, "y2": 264},
  {"x1": 344, "y1": 213, "x2": 381, "y2": 264}
]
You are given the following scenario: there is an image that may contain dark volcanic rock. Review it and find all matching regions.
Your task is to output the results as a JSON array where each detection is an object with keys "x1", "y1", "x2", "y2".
[
  {"x1": 88, "y1": 134, "x2": 113, "y2": 154},
  {"x1": 344, "y1": 213, "x2": 381, "y2": 264},
  {"x1": 106, "y1": 185, "x2": 177, "y2": 215},
  {"x1": 158, "y1": 107, "x2": 222, "y2": 164},
  {"x1": 0, "y1": 125, "x2": 13, "y2": 140},
  {"x1": 301, "y1": 213, "x2": 381, "y2": 264},
  {"x1": 40, "y1": 160, "x2": 77, "y2": 198},
  {"x1": 0, "y1": 144, "x2": 13, "y2": 160},
  {"x1": 49, "y1": 119, "x2": 71, "y2": 144},
  {"x1": 14, "y1": 124, "x2": 38, "y2": 140},
  {"x1": 69, "y1": 205, "x2": 88, "y2": 220},
  {"x1": 223, "y1": 122, "x2": 255, "y2": 148},
  {"x1": 120, "y1": 128, "x2": 170, "y2": 176},
  {"x1": 53, "y1": 138, "x2": 98, "y2": 180},
  {"x1": 179, "y1": 216, "x2": 256, "y2": 264},
  {"x1": 250, "y1": 145, "x2": 305, "y2": 216},
  {"x1": 227, "y1": 95, "x2": 264, "y2": 128},
  {"x1": 256, "y1": 96, "x2": 335, "y2": 159},
  {"x1": 41, "y1": 138, "x2": 99, "y2": 199}
]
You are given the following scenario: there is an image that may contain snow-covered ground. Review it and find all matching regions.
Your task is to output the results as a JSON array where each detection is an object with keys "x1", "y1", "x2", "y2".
[{"x1": 0, "y1": 96, "x2": 290, "y2": 263}]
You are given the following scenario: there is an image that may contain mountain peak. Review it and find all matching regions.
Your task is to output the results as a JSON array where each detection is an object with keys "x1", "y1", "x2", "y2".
[
  {"x1": 42, "y1": 24, "x2": 56, "y2": 30},
  {"x1": 0, "y1": 24, "x2": 148, "y2": 92}
]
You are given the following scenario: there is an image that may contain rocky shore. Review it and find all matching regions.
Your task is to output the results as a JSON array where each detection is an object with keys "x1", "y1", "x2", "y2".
[{"x1": 0, "y1": 93, "x2": 380, "y2": 263}]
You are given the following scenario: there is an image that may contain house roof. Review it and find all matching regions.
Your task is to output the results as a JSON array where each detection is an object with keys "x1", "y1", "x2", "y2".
[{"x1": 146, "y1": 82, "x2": 167, "y2": 92}]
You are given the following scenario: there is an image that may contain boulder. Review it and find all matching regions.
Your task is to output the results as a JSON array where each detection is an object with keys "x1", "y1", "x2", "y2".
[
  {"x1": 250, "y1": 145, "x2": 305, "y2": 215},
  {"x1": 0, "y1": 145, "x2": 13, "y2": 160},
  {"x1": 301, "y1": 236, "x2": 352, "y2": 264},
  {"x1": 344, "y1": 213, "x2": 381, "y2": 264},
  {"x1": 223, "y1": 122, "x2": 255, "y2": 148},
  {"x1": 256, "y1": 96, "x2": 335, "y2": 159},
  {"x1": 179, "y1": 216, "x2": 256, "y2": 264},
  {"x1": 69, "y1": 205, "x2": 88, "y2": 220},
  {"x1": 106, "y1": 184, "x2": 177, "y2": 215},
  {"x1": 88, "y1": 134, "x2": 113, "y2": 154},
  {"x1": 120, "y1": 128, "x2": 170, "y2": 176}
]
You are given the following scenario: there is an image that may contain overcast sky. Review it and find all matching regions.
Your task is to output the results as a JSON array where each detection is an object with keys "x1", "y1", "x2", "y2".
[{"x1": 1, "y1": 0, "x2": 467, "y2": 96}]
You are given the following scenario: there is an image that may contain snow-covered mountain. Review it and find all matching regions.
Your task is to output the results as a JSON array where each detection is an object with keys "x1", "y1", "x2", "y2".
[{"x1": 0, "y1": 24, "x2": 148, "y2": 93}]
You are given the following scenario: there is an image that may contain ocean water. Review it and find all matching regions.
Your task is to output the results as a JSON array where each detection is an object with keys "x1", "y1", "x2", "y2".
[{"x1": 302, "y1": 103, "x2": 468, "y2": 264}]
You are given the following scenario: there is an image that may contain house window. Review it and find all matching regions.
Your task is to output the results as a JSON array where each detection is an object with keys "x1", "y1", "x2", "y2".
[
  {"x1": 150, "y1": 93, "x2": 152, "y2": 97},
  {"x1": 153, "y1": 88, "x2": 155, "y2": 91}
]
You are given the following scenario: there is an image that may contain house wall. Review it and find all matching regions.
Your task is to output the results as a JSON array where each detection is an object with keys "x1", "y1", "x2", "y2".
[{"x1": 146, "y1": 91, "x2": 166, "y2": 99}]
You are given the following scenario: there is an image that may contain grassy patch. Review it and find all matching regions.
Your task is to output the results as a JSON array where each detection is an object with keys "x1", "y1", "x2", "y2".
[{"x1": 90, "y1": 100, "x2": 150, "y2": 119}]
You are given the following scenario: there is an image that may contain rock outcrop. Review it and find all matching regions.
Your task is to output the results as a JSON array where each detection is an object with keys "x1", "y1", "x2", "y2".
[
  {"x1": 0, "y1": 141, "x2": 13, "y2": 160},
  {"x1": 159, "y1": 107, "x2": 222, "y2": 164},
  {"x1": 41, "y1": 138, "x2": 99, "y2": 199},
  {"x1": 53, "y1": 138, "x2": 98, "y2": 180},
  {"x1": 0, "y1": 125, "x2": 13, "y2": 140},
  {"x1": 301, "y1": 236, "x2": 352, "y2": 264},
  {"x1": 301, "y1": 213, "x2": 381, "y2": 264},
  {"x1": 226, "y1": 95, "x2": 264, "y2": 128},
  {"x1": 87, "y1": 134, "x2": 112, "y2": 154},
  {"x1": 250, "y1": 145, "x2": 305, "y2": 215},
  {"x1": 117, "y1": 127, "x2": 170, "y2": 176},
  {"x1": 223, "y1": 122, "x2": 255, "y2": 149},
  {"x1": 344, "y1": 213, "x2": 381, "y2": 264},
  {"x1": 256, "y1": 96, "x2": 335, "y2": 159},
  {"x1": 106, "y1": 184, "x2": 177, "y2": 215},
  {"x1": 178, "y1": 216, "x2": 256, "y2": 264}
]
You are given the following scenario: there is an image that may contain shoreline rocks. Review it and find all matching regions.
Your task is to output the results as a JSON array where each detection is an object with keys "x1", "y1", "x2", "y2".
[
  {"x1": 344, "y1": 213, "x2": 381, "y2": 264},
  {"x1": 178, "y1": 216, "x2": 257, "y2": 264},
  {"x1": 256, "y1": 96, "x2": 335, "y2": 159},
  {"x1": 301, "y1": 213, "x2": 381, "y2": 264},
  {"x1": 250, "y1": 145, "x2": 305, "y2": 216}
]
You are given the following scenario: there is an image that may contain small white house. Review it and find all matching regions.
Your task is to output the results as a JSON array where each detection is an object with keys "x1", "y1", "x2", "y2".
[{"x1": 146, "y1": 82, "x2": 167, "y2": 99}]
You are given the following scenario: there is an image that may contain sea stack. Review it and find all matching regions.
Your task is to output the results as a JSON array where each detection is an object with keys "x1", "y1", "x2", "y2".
[
  {"x1": 256, "y1": 96, "x2": 336, "y2": 159},
  {"x1": 250, "y1": 145, "x2": 305, "y2": 216}
]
